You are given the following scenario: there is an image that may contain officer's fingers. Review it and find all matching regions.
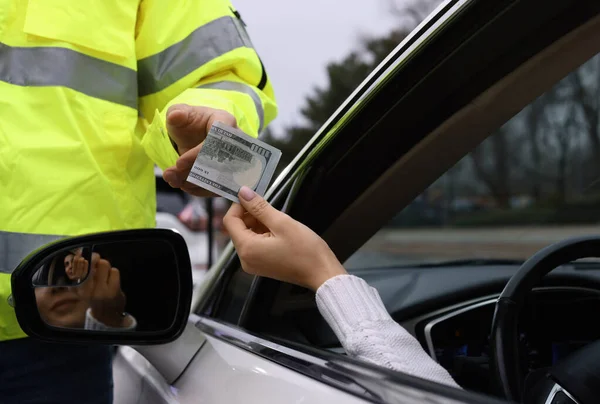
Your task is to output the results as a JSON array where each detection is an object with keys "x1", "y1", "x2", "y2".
[
  {"x1": 162, "y1": 167, "x2": 183, "y2": 188},
  {"x1": 166, "y1": 105, "x2": 236, "y2": 152},
  {"x1": 166, "y1": 104, "x2": 207, "y2": 134},
  {"x1": 162, "y1": 150, "x2": 217, "y2": 197},
  {"x1": 181, "y1": 182, "x2": 217, "y2": 197},
  {"x1": 166, "y1": 105, "x2": 192, "y2": 128},
  {"x1": 162, "y1": 144, "x2": 203, "y2": 186},
  {"x1": 175, "y1": 145, "x2": 201, "y2": 172},
  {"x1": 167, "y1": 105, "x2": 233, "y2": 155},
  {"x1": 166, "y1": 105, "x2": 203, "y2": 155},
  {"x1": 163, "y1": 151, "x2": 202, "y2": 188},
  {"x1": 205, "y1": 111, "x2": 237, "y2": 133},
  {"x1": 162, "y1": 149, "x2": 199, "y2": 189},
  {"x1": 163, "y1": 168, "x2": 217, "y2": 196}
]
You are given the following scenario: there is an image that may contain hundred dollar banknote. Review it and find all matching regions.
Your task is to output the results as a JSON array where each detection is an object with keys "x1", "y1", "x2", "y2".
[{"x1": 186, "y1": 122, "x2": 282, "y2": 203}]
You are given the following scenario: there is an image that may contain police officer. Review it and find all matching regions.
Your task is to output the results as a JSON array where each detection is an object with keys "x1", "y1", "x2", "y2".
[{"x1": 0, "y1": 0, "x2": 276, "y2": 402}]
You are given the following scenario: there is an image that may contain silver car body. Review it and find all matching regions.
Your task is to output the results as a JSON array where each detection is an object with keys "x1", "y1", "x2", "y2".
[{"x1": 111, "y1": 0, "x2": 600, "y2": 402}]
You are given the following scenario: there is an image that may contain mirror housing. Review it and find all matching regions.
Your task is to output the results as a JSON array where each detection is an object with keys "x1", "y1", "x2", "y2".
[{"x1": 11, "y1": 229, "x2": 192, "y2": 345}]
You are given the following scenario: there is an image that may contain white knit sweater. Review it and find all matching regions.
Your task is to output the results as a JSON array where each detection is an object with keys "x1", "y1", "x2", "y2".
[{"x1": 316, "y1": 275, "x2": 460, "y2": 389}]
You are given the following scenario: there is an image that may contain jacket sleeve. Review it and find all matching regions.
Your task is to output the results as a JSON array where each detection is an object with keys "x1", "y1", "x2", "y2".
[
  {"x1": 316, "y1": 275, "x2": 461, "y2": 389},
  {"x1": 135, "y1": 0, "x2": 278, "y2": 170}
]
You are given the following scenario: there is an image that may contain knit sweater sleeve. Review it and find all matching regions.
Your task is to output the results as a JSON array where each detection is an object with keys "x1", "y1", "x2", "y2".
[{"x1": 315, "y1": 274, "x2": 460, "y2": 389}]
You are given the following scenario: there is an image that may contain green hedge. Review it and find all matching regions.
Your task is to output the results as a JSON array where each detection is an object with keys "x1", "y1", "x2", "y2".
[
  {"x1": 385, "y1": 195, "x2": 600, "y2": 228},
  {"x1": 450, "y1": 208, "x2": 555, "y2": 227},
  {"x1": 451, "y1": 202, "x2": 600, "y2": 227}
]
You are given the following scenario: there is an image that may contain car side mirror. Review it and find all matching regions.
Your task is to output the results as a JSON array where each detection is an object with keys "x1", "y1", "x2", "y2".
[{"x1": 10, "y1": 229, "x2": 192, "y2": 345}]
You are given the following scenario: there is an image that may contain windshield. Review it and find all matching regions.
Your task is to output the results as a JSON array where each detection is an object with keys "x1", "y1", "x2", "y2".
[{"x1": 345, "y1": 53, "x2": 600, "y2": 270}]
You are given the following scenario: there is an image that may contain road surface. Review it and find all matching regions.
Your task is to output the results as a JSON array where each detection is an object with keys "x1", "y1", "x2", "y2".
[{"x1": 344, "y1": 225, "x2": 600, "y2": 270}]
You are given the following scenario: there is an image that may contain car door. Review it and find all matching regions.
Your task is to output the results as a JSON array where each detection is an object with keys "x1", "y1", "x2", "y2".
[{"x1": 112, "y1": 0, "x2": 600, "y2": 403}]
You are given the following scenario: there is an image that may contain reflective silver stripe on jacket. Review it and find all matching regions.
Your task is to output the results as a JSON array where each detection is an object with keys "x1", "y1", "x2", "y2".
[
  {"x1": 0, "y1": 44, "x2": 138, "y2": 109},
  {"x1": 197, "y1": 81, "x2": 264, "y2": 133},
  {"x1": 0, "y1": 231, "x2": 63, "y2": 274},
  {"x1": 138, "y1": 16, "x2": 254, "y2": 96}
]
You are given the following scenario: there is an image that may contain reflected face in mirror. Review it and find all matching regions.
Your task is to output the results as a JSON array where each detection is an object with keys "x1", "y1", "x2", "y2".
[
  {"x1": 32, "y1": 239, "x2": 180, "y2": 334},
  {"x1": 35, "y1": 252, "x2": 133, "y2": 330},
  {"x1": 34, "y1": 276, "x2": 94, "y2": 328}
]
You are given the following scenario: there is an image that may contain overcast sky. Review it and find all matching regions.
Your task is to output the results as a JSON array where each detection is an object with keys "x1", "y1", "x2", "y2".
[{"x1": 236, "y1": 0, "x2": 402, "y2": 133}]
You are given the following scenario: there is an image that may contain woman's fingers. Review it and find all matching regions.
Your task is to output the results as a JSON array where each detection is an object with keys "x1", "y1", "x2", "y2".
[
  {"x1": 94, "y1": 259, "x2": 111, "y2": 286},
  {"x1": 242, "y1": 212, "x2": 268, "y2": 233},
  {"x1": 73, "y1": 257, "x2": 80, "y2": 277},
  {"x1": 223, "y1": 203, "x2": 257, "y2": 246},
  {"x1": 108, "y1": 267, "x2": 121, "y2": 296},
  {"x1": 73, "y1": 256, "x2": 88, "y2": 279},
  {"x1": 91, "y1": 253, "x2": 100, "y2": 270},
  {"x1": 237, "y1": 187, "x2": 287, "y2": 233},
  {"x1": 82, "y1": 258, "x2": 89, "y2": 278}
]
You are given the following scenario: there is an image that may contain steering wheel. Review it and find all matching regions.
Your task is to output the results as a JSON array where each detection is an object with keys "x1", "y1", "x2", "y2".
[{"x1": 490, "y1": 236, "x2": 600, "y2": 404}]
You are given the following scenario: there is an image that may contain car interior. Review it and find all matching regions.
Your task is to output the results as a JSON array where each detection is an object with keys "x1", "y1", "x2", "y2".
[{"x1": 195, "y1": 2, "x2": 600, "y2": 403}]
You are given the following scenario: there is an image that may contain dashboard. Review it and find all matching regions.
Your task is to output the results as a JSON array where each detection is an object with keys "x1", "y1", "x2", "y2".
[
  {"x1": 413, "y1": 286, "x2": 600, "y2": 394},
  {"x1": 255, "y1": 263, "x2": 600, "y2": 396}
]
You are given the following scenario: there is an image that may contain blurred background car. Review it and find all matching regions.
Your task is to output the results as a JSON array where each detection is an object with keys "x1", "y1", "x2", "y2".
[{"x1": 154, "y1": 166, "x2": 230, "y2": 296}]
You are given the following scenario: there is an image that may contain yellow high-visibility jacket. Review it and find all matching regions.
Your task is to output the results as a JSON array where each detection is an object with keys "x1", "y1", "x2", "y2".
[{"x1": 0, "y1": 0, "x2": 277, "y2": 341}]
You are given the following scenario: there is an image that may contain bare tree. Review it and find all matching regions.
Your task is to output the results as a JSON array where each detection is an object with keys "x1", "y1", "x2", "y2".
[
  {"x1": 568, "y1": 55, "x2": 600, "y2": 175},
  {"x1": 470, "y1": 126, "x2": 514, "y2": 208},
  {"x1": 554, "y1": 104, "x2": 579, "y2": 202},
  {"x1": 524, "y1": 96, "x2": 549, "y2": 200},
  {"x1": 386, "y1": 0, "x2": 443, "y2": 30},
  {"x1": 515, "y1": 86, "x2": 567, "y2": 201}
]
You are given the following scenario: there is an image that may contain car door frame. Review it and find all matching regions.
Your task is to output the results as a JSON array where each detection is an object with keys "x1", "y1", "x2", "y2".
[
  {"x1": 194, "y1": 0, "x2": 600, "y2": 319},
  {"x1": 119, "y1": 0, "x2": 600, "y2": 403},
  {"x1": 186, "y1": 0, "x2": 600, "y2": 403}
]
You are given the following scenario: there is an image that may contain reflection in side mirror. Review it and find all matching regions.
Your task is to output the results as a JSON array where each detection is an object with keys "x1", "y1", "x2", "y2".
[
  {"x1": 32, "y1": 246, "x2": 93, "y2": 287},
  {"x1": 11, "y1": 229, "x2": 192, "y2": 345}
]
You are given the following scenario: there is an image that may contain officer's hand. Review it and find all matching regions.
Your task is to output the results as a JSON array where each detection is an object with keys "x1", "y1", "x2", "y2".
[
  {"x1": 163, "y1": 104, "x2": 237, "y2": 197},
  {"x1": 89, "y1": 254, "x2": 127, "y2": 328},
  {"x1": 223, "y1": 187, "x2": 347, "y2": 292}
]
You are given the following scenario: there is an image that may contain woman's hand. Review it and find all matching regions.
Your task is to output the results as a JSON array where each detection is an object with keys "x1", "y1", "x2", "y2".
[
  {"x1": 67, "y1": 250, "x2": 89, "y2": 281},
  {"x1": 223, "y1": 186, "x2": 347, "y2": 291},
  {"x1": 88, "y1": 254, "x2": 127, "y2": 328}
]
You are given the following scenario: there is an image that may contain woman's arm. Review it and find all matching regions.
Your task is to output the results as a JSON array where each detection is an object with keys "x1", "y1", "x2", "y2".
[
  {"x1": 223, "y1": 186, "x2": 461, "y2": 389},
  {"x1": 84, "y1": 308, "x2": 137, "y2": 332},
  {"x1": 316, "y1": 275, "x2": 459, "y2": 388}
]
